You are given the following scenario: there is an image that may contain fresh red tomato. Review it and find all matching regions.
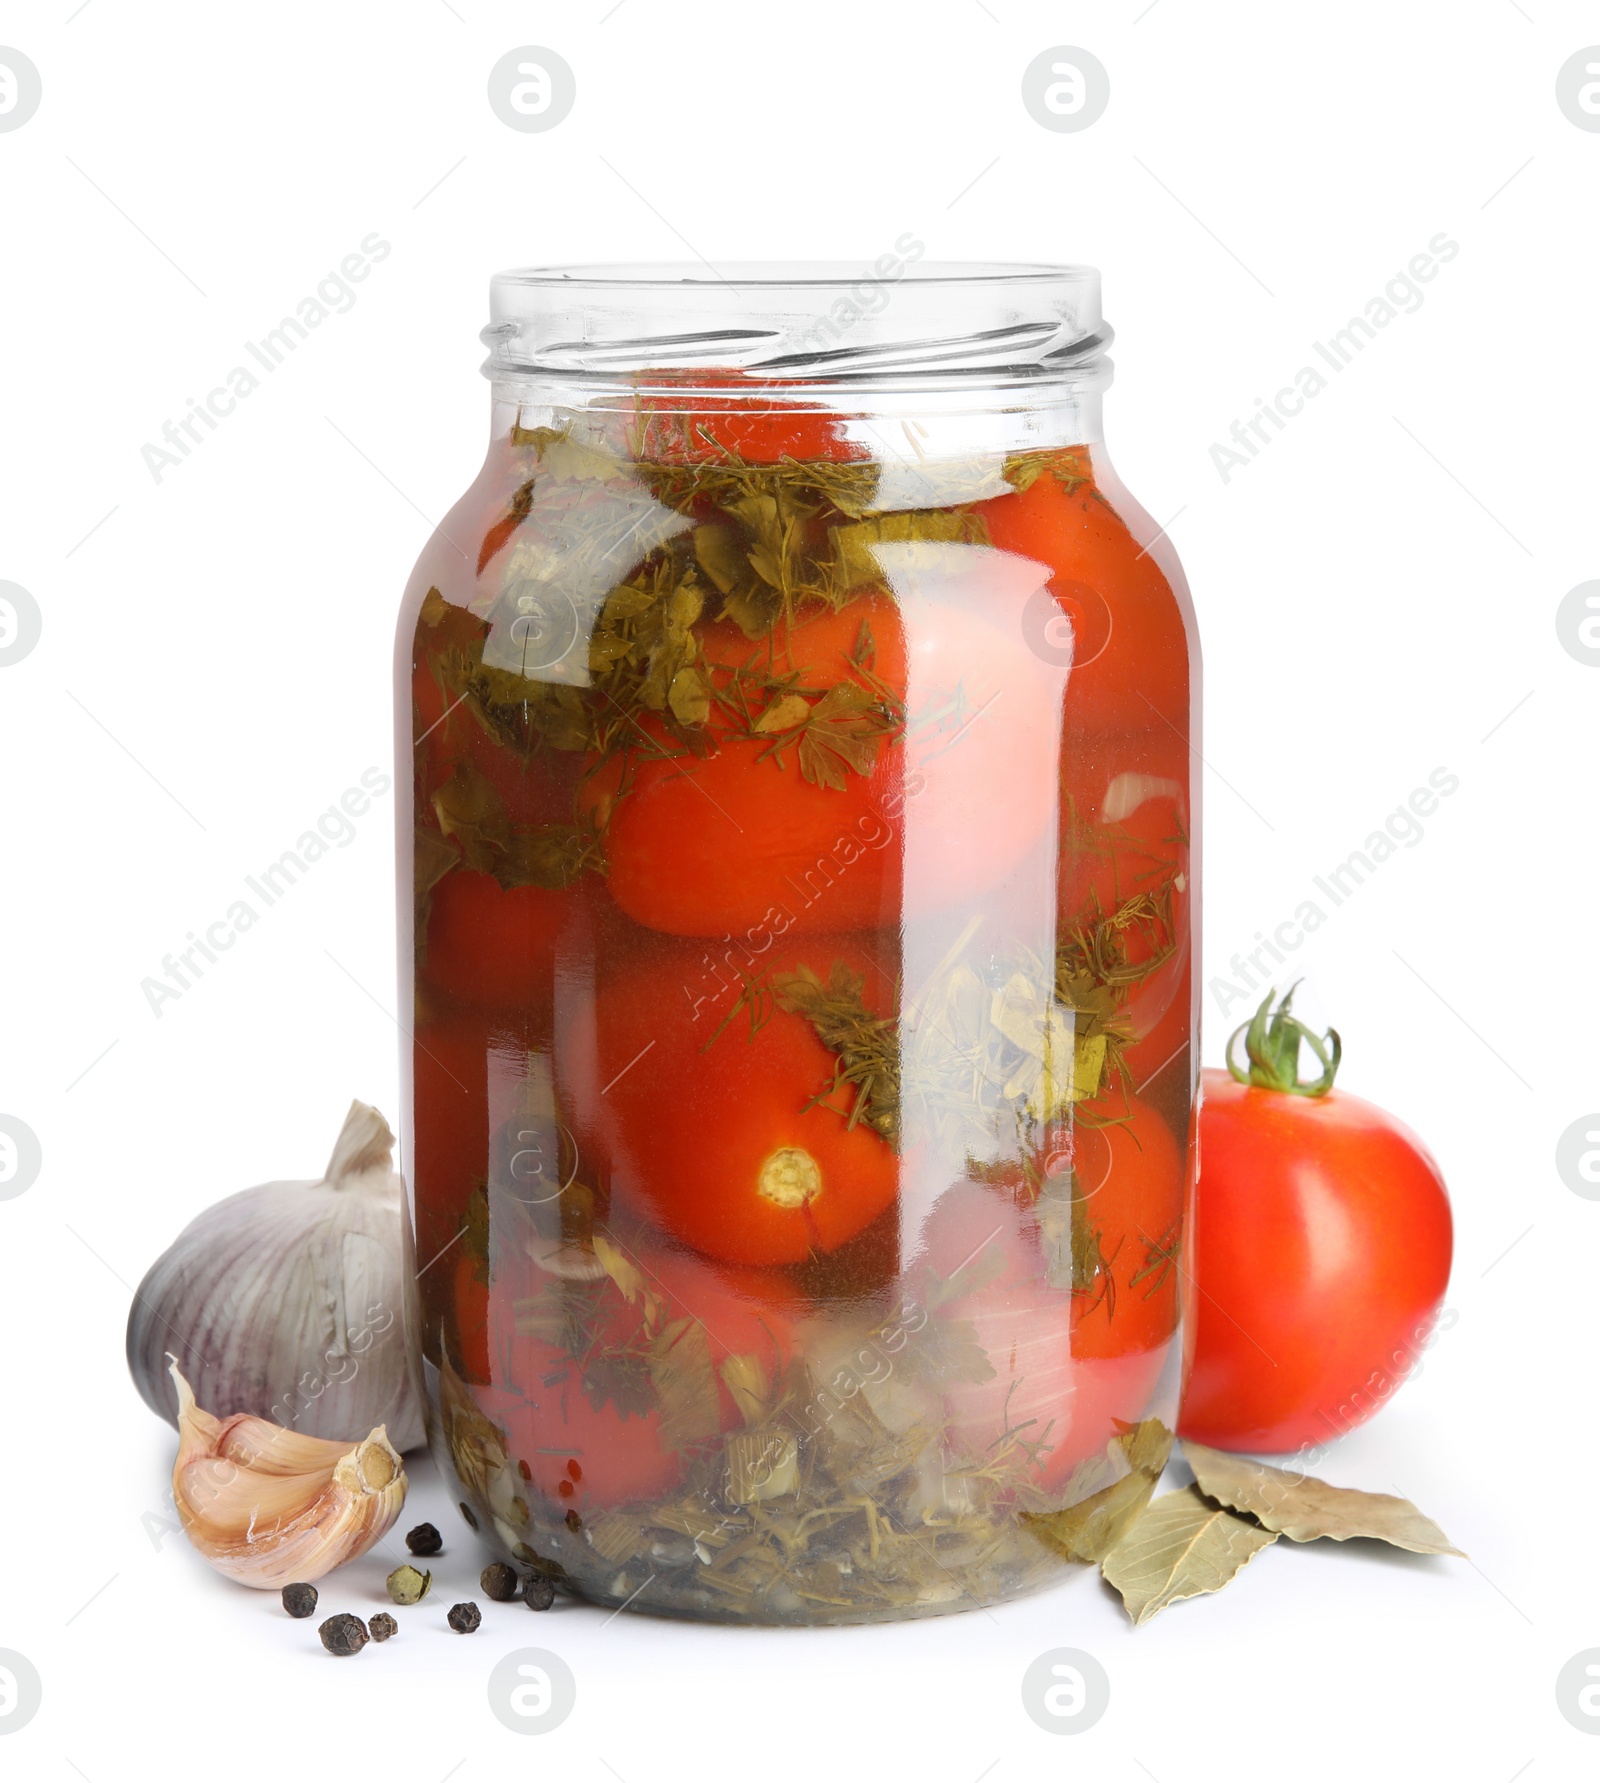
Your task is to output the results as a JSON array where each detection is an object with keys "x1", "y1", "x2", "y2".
[
  {"x1": 586, "y1": 589, "x2": 1059, "y2": 937},
  {"x1": 424, "y1": 870, "x2": 585, "y2": 1011},
  {"x1": 569, "y1": 934, "x2": 902, "y2": 1265},
  {"x1": 976, "y1": 460, "x2": 1190, "y2": 733},
  {"x1": 1179, "y1": 990, "x2": 1453, "y2": 1454}
]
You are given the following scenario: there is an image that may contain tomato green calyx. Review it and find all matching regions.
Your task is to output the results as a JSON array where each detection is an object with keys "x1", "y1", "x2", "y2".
[{"x1": 1225, "y1": 985, "x2": 1341, "y2": 1097}]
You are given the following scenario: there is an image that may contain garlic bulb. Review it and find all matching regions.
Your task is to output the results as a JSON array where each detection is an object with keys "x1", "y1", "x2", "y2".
[
  {"x1": 126, "y1": 1100, "x2": 424, "y2": 1451},
  {"x1": 169, "y1": 1361, "x2": 406, "y2": 1587}
]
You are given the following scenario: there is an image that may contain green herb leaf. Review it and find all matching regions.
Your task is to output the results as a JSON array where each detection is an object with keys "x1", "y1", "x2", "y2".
[
  {"x1": 432, "y1": 760, "x2": 511, "y2": 873},
  {"x1": 1001, "y1": 448, "x2": 1092, "y2": 496},
  {"x1": 667, "y1": 664, "x2": 712, "y2": 726},
  {"x1": 582, "y1": 1350, "x2": 657, "y2": 1422},
  {"x1": 752, "y1": 692, "x2": 812, "y2": 735},
  {"x1": 773, "y1": 962, "x2": 900, "y2": 1147},
  {"x1": 497, "y1": 822, "x2": 600, "y2": 890},
  {"x1": 436, "y1": 644, "x2": 594, "y2": 754},
  {"x1": 830, "y1": 508, "x2": 988, "y2": 591},
  {"x1": 692, "y1": 522, "x2": 750, "y2": 596},
  {"x1": 794, "y1": 682, "x2": 895, "y2": 789}
]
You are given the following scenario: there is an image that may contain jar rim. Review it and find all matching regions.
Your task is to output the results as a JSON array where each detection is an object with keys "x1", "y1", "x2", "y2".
[
  {"x1": 483, "y1": 260, "x2": 1109, "y2": 390},
  {"x1": 491, "y1": 259, "x2": 1098, "y2": 289}
]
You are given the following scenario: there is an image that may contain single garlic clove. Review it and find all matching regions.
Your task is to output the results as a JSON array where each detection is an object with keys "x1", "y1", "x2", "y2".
[{"x1": 169, "y1": 1361, "x2": 406, "y2": 1589}]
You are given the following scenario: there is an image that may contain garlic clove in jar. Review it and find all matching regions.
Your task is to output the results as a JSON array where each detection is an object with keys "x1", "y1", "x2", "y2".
[
  {"x1": 126, "y1": 1100, "x2": 424, "y2": 1450},
  {"x1": 170, "y1": 1361, "x2": 406, "y2": 1588}
]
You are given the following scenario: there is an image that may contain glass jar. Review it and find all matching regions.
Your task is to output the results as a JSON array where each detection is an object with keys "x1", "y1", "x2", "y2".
[{"x1": 397, "y1": 262, "x2": 1199, "y2": 1625}]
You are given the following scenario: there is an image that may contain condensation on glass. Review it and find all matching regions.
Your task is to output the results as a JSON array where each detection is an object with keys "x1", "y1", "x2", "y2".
[{"x1": 396, "y1": 262, "x2": 1200, "y2": 1624}]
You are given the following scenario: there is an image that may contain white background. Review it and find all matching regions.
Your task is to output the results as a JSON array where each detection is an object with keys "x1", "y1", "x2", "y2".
[{"x1": 1, "y1": 3, "x2": 1595, "y2": 1778}]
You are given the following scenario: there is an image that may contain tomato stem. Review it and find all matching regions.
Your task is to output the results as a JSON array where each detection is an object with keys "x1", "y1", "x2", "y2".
[{"x1": 1225, "y1": 984, "x2": 1341, "y2": 1097}]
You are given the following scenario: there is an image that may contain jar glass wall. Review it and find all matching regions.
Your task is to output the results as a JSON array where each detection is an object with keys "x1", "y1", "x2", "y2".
[{"x1": 397, "y1": 263, "x2": 1199, "y2": 1624}]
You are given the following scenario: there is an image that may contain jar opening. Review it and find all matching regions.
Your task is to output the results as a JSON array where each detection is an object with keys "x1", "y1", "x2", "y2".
[{"x1": 483, "y1": 260, "x2": 1110, "y2": 394}]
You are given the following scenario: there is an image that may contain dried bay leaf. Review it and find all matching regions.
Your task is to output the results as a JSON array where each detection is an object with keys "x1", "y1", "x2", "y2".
[
  {"x1": 1181, "y1": 1442, "x2": 1465, "y2": 1556},
  {"x1": 1023, "y1": 1418, "x2": 1171, "y2": 1565},
  {"x1": 1101, "y1": 1484, "x2": 1278, "y2": 1625},
  {"x1": 1026, "y1": 1468, "x2": 1159, "y2": 1565},
  {"x1": 1119, "y1": 1417, "x2": 1175, "y2": 1477}
]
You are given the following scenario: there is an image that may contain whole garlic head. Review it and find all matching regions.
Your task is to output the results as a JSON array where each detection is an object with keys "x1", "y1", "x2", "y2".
[{"x1": 126, "y1": 1101, "x2": 424, "y2": 1451}]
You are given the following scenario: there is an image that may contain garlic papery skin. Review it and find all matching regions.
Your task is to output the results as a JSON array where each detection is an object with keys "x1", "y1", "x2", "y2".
[
  {"x1": 126, "y1": 1100, "x2": 423, "y2": 1451},
  {"x1": 170, "y1": 1362, "x2": 406, "y2": 1588}
]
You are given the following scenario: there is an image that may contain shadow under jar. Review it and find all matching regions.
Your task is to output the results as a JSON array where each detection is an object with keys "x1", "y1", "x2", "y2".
[{"x1": 396, "y1": 261, "x2": 1200, "y2": 1625}]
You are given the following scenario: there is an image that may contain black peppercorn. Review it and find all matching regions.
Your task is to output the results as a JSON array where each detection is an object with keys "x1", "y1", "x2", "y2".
[
  {"x1": 318, "y1": 1613, "x2": 369, "y2": 1656},
  {"x1": 459, "y1": 1502, "x2": 479, "y2": 1531},
  {"x1": 524, "y1": 1574, "x2": 556, "y2": 1612},
  {"x1": 368, "y1": 1612, "x2": 398, "y2": 1642},
  {"x1": 281, "y1": 1582, "x2": 318, "y2": 1619},
  {"x1": 447, "y1": 1601, "x2": 481, "y2": 1633},
  {"x1": 481, "y1": 1562, "x2": 520, "y2": 1603},
  {"x1": 406, "y1": 1522, "x2": 443, "y2": 1557}
]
